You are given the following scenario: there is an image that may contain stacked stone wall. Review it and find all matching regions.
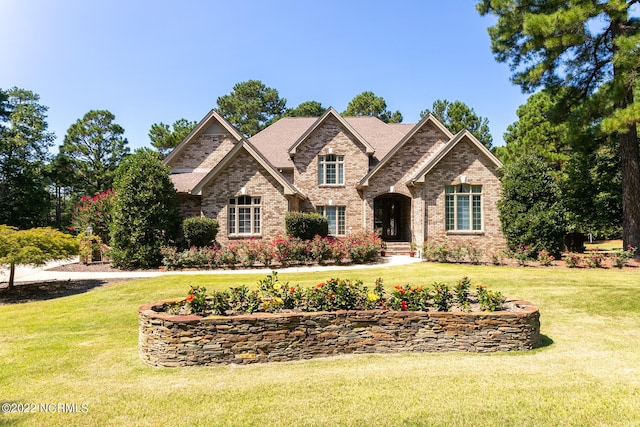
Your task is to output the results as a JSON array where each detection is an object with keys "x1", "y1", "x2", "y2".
[{"x1": 139, "y1": 301, "x2": 541, "y2": 366}]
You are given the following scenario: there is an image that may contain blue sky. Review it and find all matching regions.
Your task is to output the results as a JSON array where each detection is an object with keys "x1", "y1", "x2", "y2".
[{"x1": 0, "y1": 0, "x2": 530, "y2": 151}]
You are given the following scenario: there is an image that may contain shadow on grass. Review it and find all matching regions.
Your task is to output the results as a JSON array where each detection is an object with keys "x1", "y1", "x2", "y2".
[
  {"x1": 0, "y1": 279, "x2": 129, "y2": 305},
  {"x1": 539, "y1": 334, "x2": 554, "y2": 348}
]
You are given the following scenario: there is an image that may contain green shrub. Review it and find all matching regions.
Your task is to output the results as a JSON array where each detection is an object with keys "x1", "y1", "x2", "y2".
[
  {"x1": 477, "y1": 285, "x2": 504, "y2": 312},
  {"x1": 285, "y1": 212, "x2": 328, "y2": 240},
  {"x1": 498, "y1": 154, "x2": 566, "y2": 259},
  {"x1": 109, "y1": 149, "x2": 180, "y2": 269},
  {"x1": 182, "y1": 216, "x2": 219, "y2": 247},
  {"x1": 345, "y1": 231, "x2": 384, "y2": 263},
  {"x1": 170, "y1": 274, "x2": 508, "y2": 316}
]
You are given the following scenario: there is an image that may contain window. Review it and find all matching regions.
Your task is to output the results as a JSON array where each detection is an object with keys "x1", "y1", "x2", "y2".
[
  {"x1": 318, "y1": 154, "x2": 344, "y2": 185},
  {"x1": 317, "y1": 206, "x2": 346, "y2": 236},
  {"x1": 228, "y1": 196, "x2": 261, "y2": 235},
  {"x1": 445, "y1": 184, "x2": 482, "y2": 231}
]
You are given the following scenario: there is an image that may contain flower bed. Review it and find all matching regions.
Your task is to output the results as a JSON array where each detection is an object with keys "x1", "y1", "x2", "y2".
[
  {"x1": 139, "y1": 275, "x2": 541, "y2": 366},
  {"x1": 161, "y1": 232, "x2": 383, "y2": 270}
]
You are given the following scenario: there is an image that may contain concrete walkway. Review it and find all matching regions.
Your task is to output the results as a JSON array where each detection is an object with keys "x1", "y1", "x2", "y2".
[{"x1": 2, "y1": 255, "x2": 423, "y2": 284}]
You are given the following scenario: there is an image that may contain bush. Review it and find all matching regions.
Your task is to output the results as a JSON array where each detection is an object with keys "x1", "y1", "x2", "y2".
[
  {"x1": 182, "y1": 216, "x2": 219, "y2": 247},
  {"x1": 610, "y1": 246, "x2": 635, "y2": 268},
  {"x1": 345, "y1": 231, "x2": 383, "y2": 263},
  {"x1": 77, "y1": 232, "x2": 102, "y2": 264},
  {"x1": 160, "y1": 233, "x2": 384, "y2": 270},
  {"x1": 71, "y1": 189, "x2": 115, "y2": 244},
  {"x1": 169, "y1": 273, "x2": 507, "y2": 316},
  {"x1": 109, "y1": 149, "x2": 180, "y2": 269},
  {"x1": 498, "y1": 154, "x2": 566, "y2": 259},
  {"x1": 285, "y1": 212, "x2": 328, "y2": 240}
]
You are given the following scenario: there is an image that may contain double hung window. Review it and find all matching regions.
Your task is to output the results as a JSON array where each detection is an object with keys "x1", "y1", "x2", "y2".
[
  {"x1": 445, "y1": 184, "x2": 482, "y2": 231},
  {"x1": 229, "y1": 196, "x2": 261, "y2": 235},
  {"x1": 318, "y1": 154, "x2": 344, "y2": 185},
  {"x1": 316, "y1": 206, "x2": 346, "y2": 236}
]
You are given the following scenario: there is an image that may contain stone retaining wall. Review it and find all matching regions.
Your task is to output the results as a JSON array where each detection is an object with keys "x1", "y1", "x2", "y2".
[{"x1": 139, "y1": 301, "x2": 541, "y2": 366}]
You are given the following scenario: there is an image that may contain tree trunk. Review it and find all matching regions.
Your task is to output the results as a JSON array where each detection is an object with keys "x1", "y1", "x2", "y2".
[
  {"x1": 620, "y1": 124, "x2": 640, "y2": 257},
  {"x1": 613, "y1": 16, "x2": 640, "y2": 258},
  {"x1": 8, "y1": 263, "x2": 15, "y2": 290}
]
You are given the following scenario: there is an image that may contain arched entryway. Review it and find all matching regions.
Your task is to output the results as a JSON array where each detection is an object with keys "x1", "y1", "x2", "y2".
[{"x1": 373, "y1": 194, "x2": 411, "y2": 242}]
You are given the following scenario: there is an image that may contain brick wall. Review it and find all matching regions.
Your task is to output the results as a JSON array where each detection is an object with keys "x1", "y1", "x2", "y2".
[
  {"x1": 200, "y1": 148, "x2": 290, "y2": 246},
  {"x1": 423, "y1": 139, "x2": 506, "y2": 253},
  {"x1": 176, "y1": 194, "x2": 202, "y2": 219},
  {"x1": 167, "y1": 134, "x2": 237, "y2": 170},
  {"x1": 364, "y1": 122, "x2": 449, "y2": 240},
  {"x1": 139, "y1": 300, "x2": 541, "y2": 366},
  {"x1": 292, "y1": 116, "x2": 370, "y2": 234}
]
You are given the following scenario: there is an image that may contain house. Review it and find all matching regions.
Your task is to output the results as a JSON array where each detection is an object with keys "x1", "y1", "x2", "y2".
[{"x1": 164, "y1": 107, "x2": 506, "y2": 253}]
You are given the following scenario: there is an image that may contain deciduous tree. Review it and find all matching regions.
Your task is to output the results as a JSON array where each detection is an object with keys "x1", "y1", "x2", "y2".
[
  {"x1": 109, "y1": 149, "x2": 179, "y2": 269},
  {"x1": 0, "y1": 225, "x2": 78, "y2": 289},
  {"x1": 477, "y1": 0, "x2": 640, "y2": 255},
  {"x1": 497, "y1": 91, "x2": 570, "y2": 171},
  {"x1": 498, "y1": 154, "x2": 566, "y2": 258}
]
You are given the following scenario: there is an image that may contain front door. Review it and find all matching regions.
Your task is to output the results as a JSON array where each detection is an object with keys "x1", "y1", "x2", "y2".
[{"x1": 374, "y1": 197, "x2": 402, "y2": 241}]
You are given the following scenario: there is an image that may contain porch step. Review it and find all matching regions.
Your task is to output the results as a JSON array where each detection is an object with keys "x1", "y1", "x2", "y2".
[{"x1": 382, "y1": 241, "x2": 413, "y2": 256}]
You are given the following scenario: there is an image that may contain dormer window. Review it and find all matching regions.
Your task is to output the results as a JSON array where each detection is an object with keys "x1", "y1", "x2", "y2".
[{"x1": 318, "y1": 154, "x2": 344, "y2": 185}]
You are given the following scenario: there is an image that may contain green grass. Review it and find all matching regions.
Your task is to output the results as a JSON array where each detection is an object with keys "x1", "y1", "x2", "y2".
[
  {"x1": 1, "y1": 263, "x2": 639, "y2": 426},
  {"x1": 584, "y1": 239, "x2": 624, "y2": 252}
]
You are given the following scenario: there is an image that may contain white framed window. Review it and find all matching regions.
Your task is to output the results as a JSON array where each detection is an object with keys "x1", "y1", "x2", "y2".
[
  {"x1": 229, "y1": 195, "x2": 261, "y2": 235},
  {"x1": 317, "y1": 206, "x2": 346, "y2": 236},
  {"x1": 318, "y1": 154, "x2": 344, "y2": 185},
  {"x1": 445, "y1": 184, "x2": 482, "y2": 231}
]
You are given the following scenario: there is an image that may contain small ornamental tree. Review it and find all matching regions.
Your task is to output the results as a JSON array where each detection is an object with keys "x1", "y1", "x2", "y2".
[
  {"x1": 109, "y1": 149, "x2": 180, "y2": 269},
  {"x1": 497, "y1": 154, "x2": 566, "y2": 259},
  {"x1": 0, "y1": 225, "x2": 79, "y2": 289},
  {"x1": 70, "y1": 189, "x2": 115, "y2": 243}
]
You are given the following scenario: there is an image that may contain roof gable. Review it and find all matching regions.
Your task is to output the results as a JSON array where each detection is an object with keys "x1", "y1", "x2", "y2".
[
  {"x1": 410, "y1": 129, "x2": 503, "y2": 184},
  {"x1": 287, "y1": 107, "x2": 375, "y2": 157},
  {"x1": 190, "y1": 139, "x2": 303, "y2": 198},
  {"x1": 164, "y1": 109, "x2": 244, "y2": 166},
  {"x1": 358, "y1": 113, "x2": 453, "y2": 187}
]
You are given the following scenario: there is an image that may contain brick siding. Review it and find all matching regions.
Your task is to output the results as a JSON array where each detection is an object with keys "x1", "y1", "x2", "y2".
[
  {"x1": 168, "y1": 114, "x2": 505, "y2": 251},
  {"x1": 423, "y1": 139, "x2": 506, "y2": 253},
  {"x1": 167, "y1": 134, "x2": 236, "y2": 170},
  {"x1": 200, "y1": 148, "x2": 290, "y2": 246},
  {"x1": 292, "y1": 116, "x2": 370, "y2": 235}
]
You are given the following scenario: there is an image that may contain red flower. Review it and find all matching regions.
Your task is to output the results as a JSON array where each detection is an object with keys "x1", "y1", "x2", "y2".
[
  {"x1": 401, "y1": 301, "x2": 408, "y2": 311},
  {"x1": 289, "y1": 287, "x2": 296, "y2": 294},
  {"x1": 186, "y1": 294, "x2": 194, "y2": 302}
]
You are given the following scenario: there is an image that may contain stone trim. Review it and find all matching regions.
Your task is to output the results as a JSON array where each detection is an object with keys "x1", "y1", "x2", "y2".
[{"x1": 139, "y1": 300, "x2": 541, "y2": 367}]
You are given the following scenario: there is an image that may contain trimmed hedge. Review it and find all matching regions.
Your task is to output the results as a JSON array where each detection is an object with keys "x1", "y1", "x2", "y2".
[
  {"x1": 183, "y1": 217, "x2": 219, "y2": 248},
  {"x1": 285, "y1": 212, "x2": 328, "y2": 240}
]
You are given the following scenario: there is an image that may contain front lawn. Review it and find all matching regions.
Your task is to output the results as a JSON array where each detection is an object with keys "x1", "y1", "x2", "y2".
[{"x1": 1, "y1": 263, "x2": 639, "y2": 426}]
